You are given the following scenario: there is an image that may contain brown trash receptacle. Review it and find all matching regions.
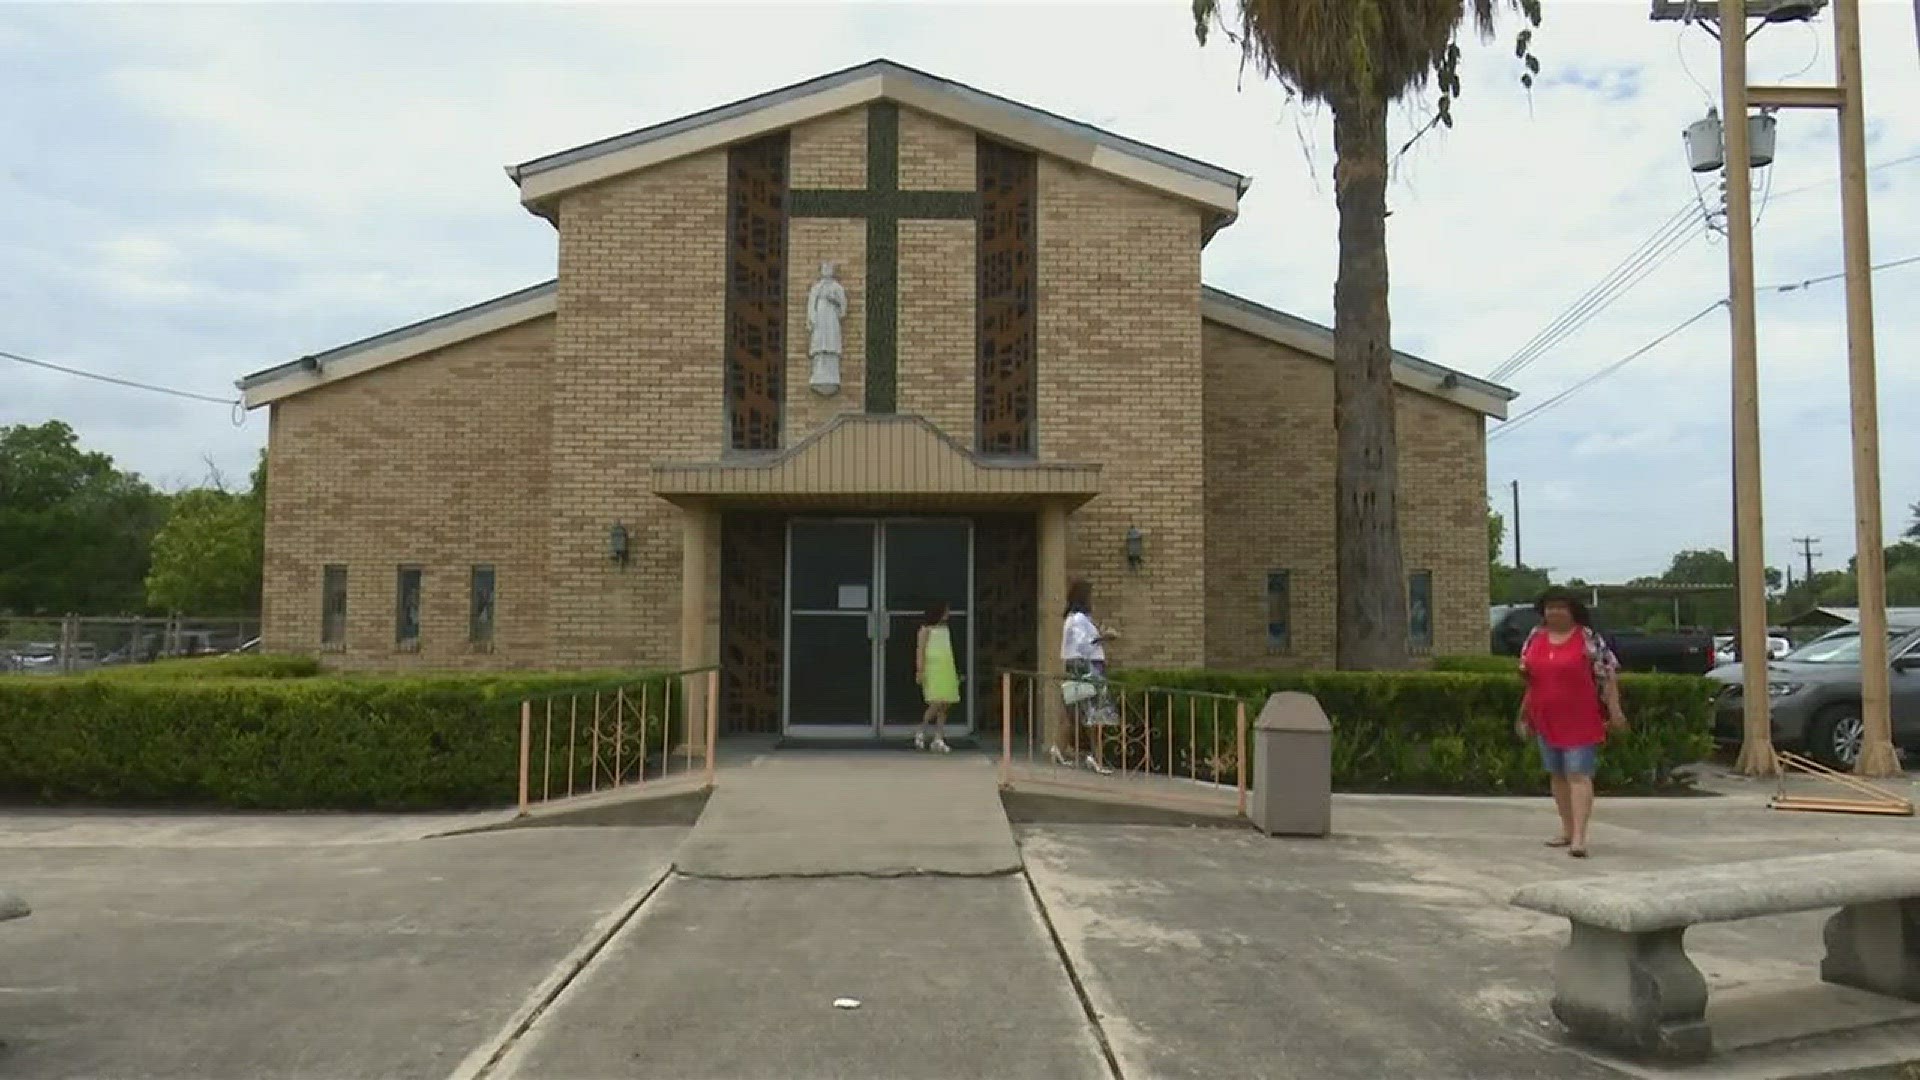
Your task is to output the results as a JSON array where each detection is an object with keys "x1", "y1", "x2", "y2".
[{"x1": 1250, "y1": 692, "x2": 1331, "y2": 837}]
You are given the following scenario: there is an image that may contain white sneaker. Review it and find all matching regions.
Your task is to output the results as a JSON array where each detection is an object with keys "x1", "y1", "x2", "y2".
[
  {"x1": 914, "y1": 732, "x2": 927, "y2": 751},
  {"x1": 930, "y1": 738, "x2": 951, "y2": 754}
]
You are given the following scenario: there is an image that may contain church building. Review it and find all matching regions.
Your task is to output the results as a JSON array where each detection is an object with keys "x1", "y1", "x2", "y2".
[{"x1": 238, "y1": 61, "x2": 1512, "y2": 740}]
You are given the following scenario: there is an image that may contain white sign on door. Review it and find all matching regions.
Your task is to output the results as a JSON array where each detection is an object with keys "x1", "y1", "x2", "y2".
[{"x1": 837, "y1": 584, "x2": 869, "y2": 610}]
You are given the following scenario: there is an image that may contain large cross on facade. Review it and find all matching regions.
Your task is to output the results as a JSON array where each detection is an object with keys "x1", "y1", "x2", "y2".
[{"x1": 790, "y1": 102, "x2": 978, "y2": 414}]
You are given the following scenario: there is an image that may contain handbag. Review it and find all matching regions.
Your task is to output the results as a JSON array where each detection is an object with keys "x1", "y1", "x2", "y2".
[{"x1": 1061, "y1": 678, "x2": 1097, "y2": 706}]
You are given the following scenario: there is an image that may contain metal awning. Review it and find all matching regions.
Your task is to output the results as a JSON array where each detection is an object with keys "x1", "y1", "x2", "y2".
[{"x1": 651, "y1": 413, "x2": 1100, "y2": 507}]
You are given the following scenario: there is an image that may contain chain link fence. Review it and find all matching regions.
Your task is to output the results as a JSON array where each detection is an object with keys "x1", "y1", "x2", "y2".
[{"x1": 0, "y1": 616, "x2": 260, "y2": 675}]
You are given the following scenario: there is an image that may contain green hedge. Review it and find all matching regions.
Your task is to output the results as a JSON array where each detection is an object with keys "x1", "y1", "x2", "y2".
[
  {"x1": 1430, "y1": 654, "x2": 1520, "y2": 674},
  {"x1": 0, "y1": 668, "x2": 685, "y2": 810},
  {"x1": 1109, "y1": 669, "x2": 1714, "y2": 795},
  {"x1": 78, "y1": 654, "x2": 325, "y2": 681}
]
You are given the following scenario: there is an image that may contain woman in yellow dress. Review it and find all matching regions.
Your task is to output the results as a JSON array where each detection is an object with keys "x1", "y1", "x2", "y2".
[{"x1": 915, "y1": 601, "x2": 961, "y2": 752}]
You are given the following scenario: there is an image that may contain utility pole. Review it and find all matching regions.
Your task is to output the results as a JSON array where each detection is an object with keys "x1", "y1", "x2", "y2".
[
  {"x1": 1718, "y1": 0, "x2": 1775, "y2": 777},
  {"x1": 1511, "y1": 480, "x2": 1523, "y2": 568},
  {"x1": 1831, "y1": 0, "x2": 1897, "y2": 776},
  {"x1": 1794, "y1": 536, "x2": 1822, "y2": 583},
  {"x1": 1654, "y1": 0, "x2": 1895, "y2": 776}
]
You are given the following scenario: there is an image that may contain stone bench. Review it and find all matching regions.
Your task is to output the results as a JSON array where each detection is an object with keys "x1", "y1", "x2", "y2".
[
  {"x1": 1510, "y1": 850, "x2": 1920, "y2": 1062},
  {"x1": 0, "y1": 891, "x2": 28, "y2": 923}
]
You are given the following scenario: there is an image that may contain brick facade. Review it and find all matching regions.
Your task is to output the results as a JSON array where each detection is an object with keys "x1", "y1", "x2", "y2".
[
  {"x1": 1201, "y1": 321, "x2": 1490, "y2": 669},
  {"x1": 1036, "y1": 160, "x2": 1209, "y2": 668},
  {"x1": 260, "y1": 317, "x2": 555, "y2": 668},
  {"x1": 255, "y1": 72, "x2": 1499, "y2": 694},
  {"x1": 546, "y1": 152, "x2": 728, "y2": 668}
]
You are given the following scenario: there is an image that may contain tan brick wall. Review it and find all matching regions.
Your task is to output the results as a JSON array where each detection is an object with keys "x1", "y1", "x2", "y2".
[
  {"x1": 790, "y1": 107, "x2": 865, "y2": 188},
  {"x1": 898, "y1": 107, "x2": 974, "y2": 190},
  {"x1": 896, "y1": 218, "x2": 975, "y2": 440},
  {"x1": 1037, "y1": 159, "x2": 1208, "y2": 668},
  {"x1": 787, "y1": 219, "x2": 865, "y2": 441},
  {"x1": 260, "y1": 316, "x2": 555, "y2": 670},
  {"x1": 546, "y1": 152, "x2": 728, "y2": 668},
  {"x1": 1200, "y1": 320, "x2": 1490, "y2": 670}
]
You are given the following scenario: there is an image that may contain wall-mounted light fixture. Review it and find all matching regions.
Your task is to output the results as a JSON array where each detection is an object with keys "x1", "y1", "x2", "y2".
[
  {"x1": 609, "y1": 523, "x2": 630, "y2": 568},
  {"x1": 1125, "y1": 526, "x2": 1145, "y2": 570}
]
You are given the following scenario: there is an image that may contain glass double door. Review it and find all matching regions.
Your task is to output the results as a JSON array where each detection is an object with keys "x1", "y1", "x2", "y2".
[{"x1": 785, "y1": 519, "x2": 972, "y2": 738}]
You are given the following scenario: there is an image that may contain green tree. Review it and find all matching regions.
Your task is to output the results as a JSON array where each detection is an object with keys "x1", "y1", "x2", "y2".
[
  {"x1": 143, "y1": 450, "x2": 267, "y2": 616},
  {"x1": 1488, "y1": 503, "x2": 1504, "y2": 565},
  {"x1": 0, "y1": 421, "x2": 168, "y2": 615},
  {"x1": 1661, "y1": 549, "x2": 1735, "y2": 585},
  {"x1": 1904, "y1": 500, "x2": 1919, "y2": 540},
  {"x1": 1193, "y1": 0, "x2": 1542, "y2": 669}
]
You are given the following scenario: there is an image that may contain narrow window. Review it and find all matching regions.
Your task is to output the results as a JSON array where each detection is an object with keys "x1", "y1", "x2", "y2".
[
  {"x1": 1265, "y1": 571, "x2": 1291, "y2": 653},
  {"x1": 395, "y1": 566, "x2": 423, "y2": 650},
  {"x1": 321, "y1": 565, "x2": 347, "y2": 647},
  {"x1": 469, "y1": 565, "x2": 496, "y2": 647},
  {"x1": 1409, "y1": 570, "x2": 1435, "y2": 653}
]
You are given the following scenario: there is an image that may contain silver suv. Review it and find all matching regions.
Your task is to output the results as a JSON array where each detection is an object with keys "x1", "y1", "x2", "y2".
[{"x1": 1709, "y1": 619, "x2": 1920, "y2": 766}]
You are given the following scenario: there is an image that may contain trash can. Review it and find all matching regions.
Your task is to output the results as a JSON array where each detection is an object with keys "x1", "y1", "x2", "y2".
[{"x1": 1250, "y1": 691, "x2": 1332, "y2": 837}]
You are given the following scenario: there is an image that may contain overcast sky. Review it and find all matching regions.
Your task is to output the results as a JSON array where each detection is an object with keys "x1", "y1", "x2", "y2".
[{"x1": 2, "y1": 2, "x2": 1916, "y2": 584}]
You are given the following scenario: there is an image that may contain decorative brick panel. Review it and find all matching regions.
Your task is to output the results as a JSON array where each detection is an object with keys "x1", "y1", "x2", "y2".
[
  {"x1": 790, "y1": 107, "x2": 866, "y2": 189},
  {"x1": 898, "y1": 106, "x2": 975, "y2": 190},
  {"x1": 260, "y1": 317, "x2": 555, "y2": 670},
  {"x1": 896, "y1": 218, "x2": 975, "y2": 439},
  {"x1": 1200, "y1": 320, "x2": 1490, "y2": 669}
]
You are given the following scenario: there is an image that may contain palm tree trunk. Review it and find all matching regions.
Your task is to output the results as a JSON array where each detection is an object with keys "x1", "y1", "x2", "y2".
[{"x1": 1331, "y1": 91, "x2": 1410, "y2": 671}]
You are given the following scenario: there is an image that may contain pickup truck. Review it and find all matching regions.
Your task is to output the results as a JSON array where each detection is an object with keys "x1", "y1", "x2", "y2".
[{"x1": 1490, "y1": 605, "x2": 1716, "y2": 676}]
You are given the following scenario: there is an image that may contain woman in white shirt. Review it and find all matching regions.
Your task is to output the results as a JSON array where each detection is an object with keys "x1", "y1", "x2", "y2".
[{"x1": 1054, "y1": 577, "x2": 1118, "y2": 772}]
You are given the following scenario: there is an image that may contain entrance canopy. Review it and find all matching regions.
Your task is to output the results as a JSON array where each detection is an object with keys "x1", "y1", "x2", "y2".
[{"x1": 651, "y1": 413, "x2": 1100, "y2": 508}]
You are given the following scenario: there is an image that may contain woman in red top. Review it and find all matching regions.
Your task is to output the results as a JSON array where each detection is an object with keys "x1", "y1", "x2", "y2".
[{"x1": 1517, "y1": 587, "x2": 1627, "y2": 858}]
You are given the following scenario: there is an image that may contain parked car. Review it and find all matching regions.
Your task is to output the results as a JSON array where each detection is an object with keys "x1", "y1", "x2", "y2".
[
  {"x1": 1709, "y1": 619, "x2": 1920, "y2": 766},
  {"x1": 1712, "y1": 633, "x2": 1791, "y2": 668},
  {"x1": 1491, "y1": 605, "x2": 1716, "y2": 675}
]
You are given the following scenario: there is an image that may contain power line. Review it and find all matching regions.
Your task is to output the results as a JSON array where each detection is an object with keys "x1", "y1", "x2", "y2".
[
  {"x1": 1489, "y1": 251, "x2": 1920, "y2": 443},
  {"x1": 1489, "y1": 302, "x2": 1727, "y2": 441},
  {"x1": 1, "y1": 348, "x2": 239, "y2": 407},
  {"x1": 1486, "y1": 150, "x2": 1920, "y2": 386},
  {"x1": 1489, "y1": 201, "x2": 1706, "y2": 382}
]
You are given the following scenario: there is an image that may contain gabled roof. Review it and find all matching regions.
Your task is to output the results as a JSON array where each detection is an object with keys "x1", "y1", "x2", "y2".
[
  {"x1": 507, "y1": 59, "x2": 1251, "y2": 240},
  {"x1": 236, "y1": 280, "x2": 556, "y2": 407},
  {"x1": 1200, "y1": 286, "x2": 1515, "y2": 419}
]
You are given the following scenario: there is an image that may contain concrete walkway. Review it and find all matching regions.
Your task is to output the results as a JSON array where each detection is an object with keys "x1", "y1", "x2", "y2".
[
  {"x1": 674, "y1": 750, "x2": 1021, "y2": 878},
  {"x1": 6, "y1": 755, "x2": 1919, "y2": 1080},
  {"x1": 490, "y1": 749, "x2": 1105, "y2": 1079}
]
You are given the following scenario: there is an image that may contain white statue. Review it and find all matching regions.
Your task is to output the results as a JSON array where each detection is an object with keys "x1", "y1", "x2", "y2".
[{"x1": 806, "y1": 261, "x2": 846, "y2": 396}]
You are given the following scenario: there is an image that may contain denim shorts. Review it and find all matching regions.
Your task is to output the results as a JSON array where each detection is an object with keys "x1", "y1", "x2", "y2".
[{"x1": 1537, "y1": 738, "x2": 1599, "y2": 776}]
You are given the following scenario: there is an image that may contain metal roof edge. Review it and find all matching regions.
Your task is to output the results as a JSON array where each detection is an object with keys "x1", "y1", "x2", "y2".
[
  {"x1": 509, "y1": 59, "x2": 1249, "y2": 195},
  {"x1": 235, "y1": 279, "x2": 558, "y2": 393},
  {"x1": 1200, "y1": 284, "x2": 1517, "y2": 405}
]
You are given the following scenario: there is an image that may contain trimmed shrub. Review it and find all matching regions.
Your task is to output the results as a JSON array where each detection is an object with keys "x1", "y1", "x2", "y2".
[
  {"x1": 0, "y1": 668, "x2": 682, "y2": 810},
  {"x1": 1111, "y1": 669, "x2": 1714, "y2": 796},
  {"x1": 1431, "y1": 654, "x2": 1520, "y2": 674},
  {"x1": 79, "y1": 654, "x2": 324, "y2": 681}
]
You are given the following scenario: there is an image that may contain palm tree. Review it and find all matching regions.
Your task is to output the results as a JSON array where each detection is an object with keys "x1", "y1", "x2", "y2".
[{"x1": 1193, "y1": 0, "x2": 1542, "y2": 670}]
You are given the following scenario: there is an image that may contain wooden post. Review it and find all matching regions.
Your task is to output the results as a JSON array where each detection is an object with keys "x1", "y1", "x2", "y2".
[
  {"x1": 517, "y1": 700, "x2": 532, "y2": 816},
  {"x1": 1834, "y1": 0, "x2": 1896, "y2": 777},
  {"x1": 1720, "y1": 0, "x2": 1777, "y2": 777}
]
